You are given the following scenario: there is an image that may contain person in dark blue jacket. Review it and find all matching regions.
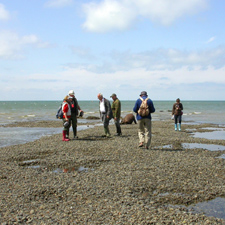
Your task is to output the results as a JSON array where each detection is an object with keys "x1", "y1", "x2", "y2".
[{"x1": 133, "y1": 91, "x2": 155, "y2": 149}]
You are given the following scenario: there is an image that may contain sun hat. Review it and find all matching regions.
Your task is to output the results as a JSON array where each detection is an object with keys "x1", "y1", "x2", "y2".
[
  {"x1": 68, "y1": 90, "x2": 75, "y2": 95},
  {"x1": 140, "y1": 91, "x2": 147, "y2": 96},
  {"x1": 63, "y1": 121, "x2": 69, "y2": 128},
  {"x1": 110, "y1": 93, "x2": 116, "y2": 98}
]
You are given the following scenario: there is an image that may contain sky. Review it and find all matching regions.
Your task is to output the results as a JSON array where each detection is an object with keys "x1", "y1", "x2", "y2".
[{"x1": 0, "y1": 0, "x2": 225, "y2": 101}]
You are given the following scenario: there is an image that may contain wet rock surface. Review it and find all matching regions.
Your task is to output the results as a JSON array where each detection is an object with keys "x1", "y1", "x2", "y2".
[{"x1": 0, "y1": 120, "x2": 225, "y2": 224}]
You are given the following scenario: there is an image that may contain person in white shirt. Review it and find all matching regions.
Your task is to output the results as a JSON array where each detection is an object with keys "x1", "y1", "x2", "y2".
[{"x1": 97, "y1": 93, "x2": 113, "y2": 137}]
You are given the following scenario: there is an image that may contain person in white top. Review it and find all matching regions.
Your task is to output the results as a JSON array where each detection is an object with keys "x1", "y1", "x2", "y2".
[{"x1": 97, "y1": 93, "x2": 113, "y2": 137}]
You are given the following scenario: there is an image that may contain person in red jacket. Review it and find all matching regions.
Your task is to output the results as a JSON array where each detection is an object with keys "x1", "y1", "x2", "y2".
[{"x1": 62, "y1": 95, "x2": 73, "y2": 141}]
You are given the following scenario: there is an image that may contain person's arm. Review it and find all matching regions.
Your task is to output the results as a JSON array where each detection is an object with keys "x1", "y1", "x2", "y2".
[
  {"x1": 105, "y1": 99, "x2": 111, "y2": 118},
  {"x1": 133, "y1": 100, "x2": 139, "y2": 113},
  {"x1": 148, "y1": 99, "x2": 155, "y2": 113},
  {"x1": 180, "y1": 103, "x2": 183, "y2": 110},
  {"x1": 63, "y1": 104, "x2": 69, "y2": 121},
  {"x1": 172, "y1": 104, "x2": 175, "y2": 115},
  {"x1": 114, "y1": 100, "x2": 119, "y2": 119}
]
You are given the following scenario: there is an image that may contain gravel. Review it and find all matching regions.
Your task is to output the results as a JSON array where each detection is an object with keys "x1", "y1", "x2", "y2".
[{"x1": 0, "y1": 120, "x2": 225, "y2": 224}]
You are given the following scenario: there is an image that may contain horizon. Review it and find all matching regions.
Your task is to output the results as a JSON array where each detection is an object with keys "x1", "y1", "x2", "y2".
[
  {"x1": 1, "y1": 99, "x2": 225, "y2": 102},
  {"x1": 0, "y1": 0, "x2": 225, "y2": 101}
]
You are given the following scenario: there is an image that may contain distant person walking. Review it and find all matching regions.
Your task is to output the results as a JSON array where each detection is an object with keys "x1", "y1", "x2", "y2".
[
  {"x1": 133, "y1": 91, "x2": 155, "y2": 149},
  {"x1": 110, "y1": 93, "x2": 122, "y2": 136},
  {"x1": 172, "y1": 98, "x2": 183, "y2": 131},
  {"x1": 68, "y1": 90, "x2": 83, "y2": 139},
  {"x1": 62, "y1": 95, "x2": 73, "y2": 141},
  {"x1": 97, "y1": 93, "x2": 113, "y2": 137}
]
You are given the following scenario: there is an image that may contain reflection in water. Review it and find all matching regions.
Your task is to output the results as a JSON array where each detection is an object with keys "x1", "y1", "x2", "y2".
[
  {"x1": 193, "y1": 130, "x2": 225, "y2": 140},
  {"x1": 189, "y1": 197, "x2": 225, "y2": 219},
  {"x1": 182, "y1": 143, "x2": 225, "y2": 151}
]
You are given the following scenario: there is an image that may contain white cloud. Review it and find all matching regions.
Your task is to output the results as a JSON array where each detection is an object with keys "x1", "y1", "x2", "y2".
[
  {"x1": 45, "y1": 0, "x2": 73, "y2": 8},
  {"x1": 82, "y1": 0, "x2": 208, "y2": 32},
  {"x1": 74, "y1": 47, "x2": 225, "y2": 73},
  {"x1": 2, "y1": 65, "x2": 223, "y2": 100},
  {"x1": 82, "y1": 0, "x2": 136, "y2": 32},
  {"x1": 70, "y1": 46, "x2": 95, "y2": 59},
  {"x1": 0, "y1": 31, "x2": 51, "y2": 59},
  {"x1": 0, "y1": 3, "x2": 10, "y2": 20},
  {"x1": 206, "y1": 36, "x2": 216, "y2": 44}
]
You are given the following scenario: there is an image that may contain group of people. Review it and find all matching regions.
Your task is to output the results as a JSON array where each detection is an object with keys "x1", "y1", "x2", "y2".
[
  {"x1": 61, "y1": 90, "x2": 183, "y2": 149},
  {"x1": 61, "y1": 90, "x2": 83, "y2": 142}
]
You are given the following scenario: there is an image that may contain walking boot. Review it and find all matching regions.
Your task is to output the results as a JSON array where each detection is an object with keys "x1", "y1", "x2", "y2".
[
  {"x1": 178, "y1": 123, "x2": 181, "y2": 131},
  {"x1": 73, "y1": 128, "x2": 78, "y2": 139},
  {"x1": 62, "y1": 130, "x2": 70, "y2": 141},
  {"x1": 106, "y1": 127, "x2": 111, "y2": 138},
  {"x1": 101, "y1": 128, "x2": 107, "y2": 137},
  {"x1": 174, "y1": 124, "x2": 177, "y2": 131}
]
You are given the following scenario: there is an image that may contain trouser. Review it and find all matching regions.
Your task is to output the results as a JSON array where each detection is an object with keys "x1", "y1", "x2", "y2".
[
  {"x1": 101, "y1": 113, "x2": 110, "y2": 135},
  {"x1": 114, "y1": 118, "x2": 121, "y2": 134},
  {"x1": 138, "y1": 118, "x2": 152, "y2": 148},
  {"x1": 70, "y1": 113, "x2": 77, "y2": 137},
  {"x1": 174, "y1": 115, "x2": 182, "y2": 124}
]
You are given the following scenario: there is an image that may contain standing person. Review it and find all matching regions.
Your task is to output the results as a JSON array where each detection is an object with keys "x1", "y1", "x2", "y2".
[
  {"x1": 133, "y1": 91, "x2": 155, "y2": 149},
  {"x1": 62, "y1": 95, "x2": 73, "y2": 141},
  {"x1": 97, "y1": 93, "x2": 113, "y2": 137},
  {"x1": 172, "y1": 98, "x2": 183, "y2": 131},
  {"x1": 110, "y1": 93, "x2": 122, "y2": 136},
  {"x1": 68, "y1": 90, "x2": 83, "y2": 139}
]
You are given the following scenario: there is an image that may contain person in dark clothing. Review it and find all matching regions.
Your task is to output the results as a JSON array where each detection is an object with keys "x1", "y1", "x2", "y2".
[
  {"x1": 97, "y1": 93, "x2": 113, "y2": 137},
  {"x1": 68, "y1": 90, "x2": 83, "y2": 139},
  {"x1": 172, "y1": 98, "x2": 183, "y2": 131}
]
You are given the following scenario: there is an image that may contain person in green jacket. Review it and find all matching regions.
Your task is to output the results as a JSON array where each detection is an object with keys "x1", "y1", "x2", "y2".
[{"x1": 110, "y1": 93, "x2": 122, "y2": 136}]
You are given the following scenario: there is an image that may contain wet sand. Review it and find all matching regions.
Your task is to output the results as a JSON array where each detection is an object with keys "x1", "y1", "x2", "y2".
[{"x1": 0, "y1": 120, "x2": 225, "y2": 224}]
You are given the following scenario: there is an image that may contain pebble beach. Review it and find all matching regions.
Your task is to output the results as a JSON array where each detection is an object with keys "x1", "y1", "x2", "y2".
[{"x1": 1, "y1": 120, "x2": 225, "y2": 224}]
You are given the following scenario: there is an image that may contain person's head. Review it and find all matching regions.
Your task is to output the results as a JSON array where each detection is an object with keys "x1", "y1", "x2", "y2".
[
  {"x1": 97, "y1": 93, "x2": 103, "y2": 101},
  {"x1": 110, "y1": 93, "x2": 117, "y2": 101},
  {"x1": 68, "y1": 90, "x2": 75, "y2": 98},
  {"x1": 64, "y1": 95, "x2": 73, "y2": 102},
  {"x1": 140, "y1": 91, "x2": 148, "y2": 97},
  {"x1": 176, "y1": 98, "x2": 180, "y2": 103}
]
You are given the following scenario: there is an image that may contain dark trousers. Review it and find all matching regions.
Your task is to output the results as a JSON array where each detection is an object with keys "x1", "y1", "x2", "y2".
[
  {"x1": 114, "y1": 118, "x2": 121, "y2": 134},
  {"x1": 174, "y1": 115, "x2": 182, "y2": 124}
]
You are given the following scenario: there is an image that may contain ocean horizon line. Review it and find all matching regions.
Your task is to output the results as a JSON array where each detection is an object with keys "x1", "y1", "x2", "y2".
[{"x1": 1, "y1": 99, "x2": 225, "y2": 102}]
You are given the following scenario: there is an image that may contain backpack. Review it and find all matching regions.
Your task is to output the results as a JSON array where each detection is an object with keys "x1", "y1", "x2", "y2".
[
  {"x1": 56, "y1": 104, "x2": 63, "y2": 119},
  {"x1": 138, "y1": 97, "x2": 149, "y2": 117}
]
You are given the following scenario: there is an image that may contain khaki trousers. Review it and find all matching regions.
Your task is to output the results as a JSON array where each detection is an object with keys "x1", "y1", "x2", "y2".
[{"x1": 138, "y1": 118, "x2": 152, "y2": 148}]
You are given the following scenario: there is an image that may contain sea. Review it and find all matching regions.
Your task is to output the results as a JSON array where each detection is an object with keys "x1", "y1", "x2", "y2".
[{"x1": 0, "y1": 100, "x2": 225, "y2": 148}]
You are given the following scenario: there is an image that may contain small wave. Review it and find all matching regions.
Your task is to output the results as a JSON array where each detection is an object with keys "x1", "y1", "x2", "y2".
[
  {"x1": 193, "y1": 112, "x2": 202, "y2": 115},
  {"x1": 22, "y1": 115, "x2": 36, "y2": 118}
]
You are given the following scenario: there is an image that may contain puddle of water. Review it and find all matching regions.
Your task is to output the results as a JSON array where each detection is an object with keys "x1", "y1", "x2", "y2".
[
  {"x1": 182, "y1": 143, "x2": 225, "y2": 151},
  {"x1": 217, "y1": 154, "x2": 225, "y2": 159},
  {"x1": 23, "y1": 159, "x2": 39, "y2": 164},
  {"x1": 193, "y1": 130, "x2": 225, "y2": 140},
  {"x1": 27, "y1": 165, "x2": 41, "y2": 169},
  {"x1": 78, "y1": 166, "x2": 93, "y2": 172},
  {"x1": 188, "y1": 197, "x2": 225, "y2": 219},
  {"x1": 162, "y1": 145, "x2": 173, "y2": 149},
  {"x1": 53, "y1": 168, "x2": 63, "y2": 173},
  {"x1": 182, "y1": 122, "x2": 201, "y2": 125},
  {"x1": 185, "y1": 128, "x2": 197, "y2": 132},
  {"x1": 201, "y1": 127, "x2": 224, "y2": 131}
]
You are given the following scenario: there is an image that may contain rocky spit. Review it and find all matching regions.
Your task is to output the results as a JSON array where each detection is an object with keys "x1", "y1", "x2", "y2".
[{"x1": 0, "y1": 120, "x2": 225, "y2": 224}]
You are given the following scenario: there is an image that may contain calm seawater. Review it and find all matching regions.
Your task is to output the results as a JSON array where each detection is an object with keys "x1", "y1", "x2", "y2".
[{"x1": 0, "y1": 100, "x2": 225, "y2": 147}]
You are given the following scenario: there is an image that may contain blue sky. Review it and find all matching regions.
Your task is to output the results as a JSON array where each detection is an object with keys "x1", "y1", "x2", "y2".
[{"x1": 0, "y1": 0, "x2": 225, "y2": 100}]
